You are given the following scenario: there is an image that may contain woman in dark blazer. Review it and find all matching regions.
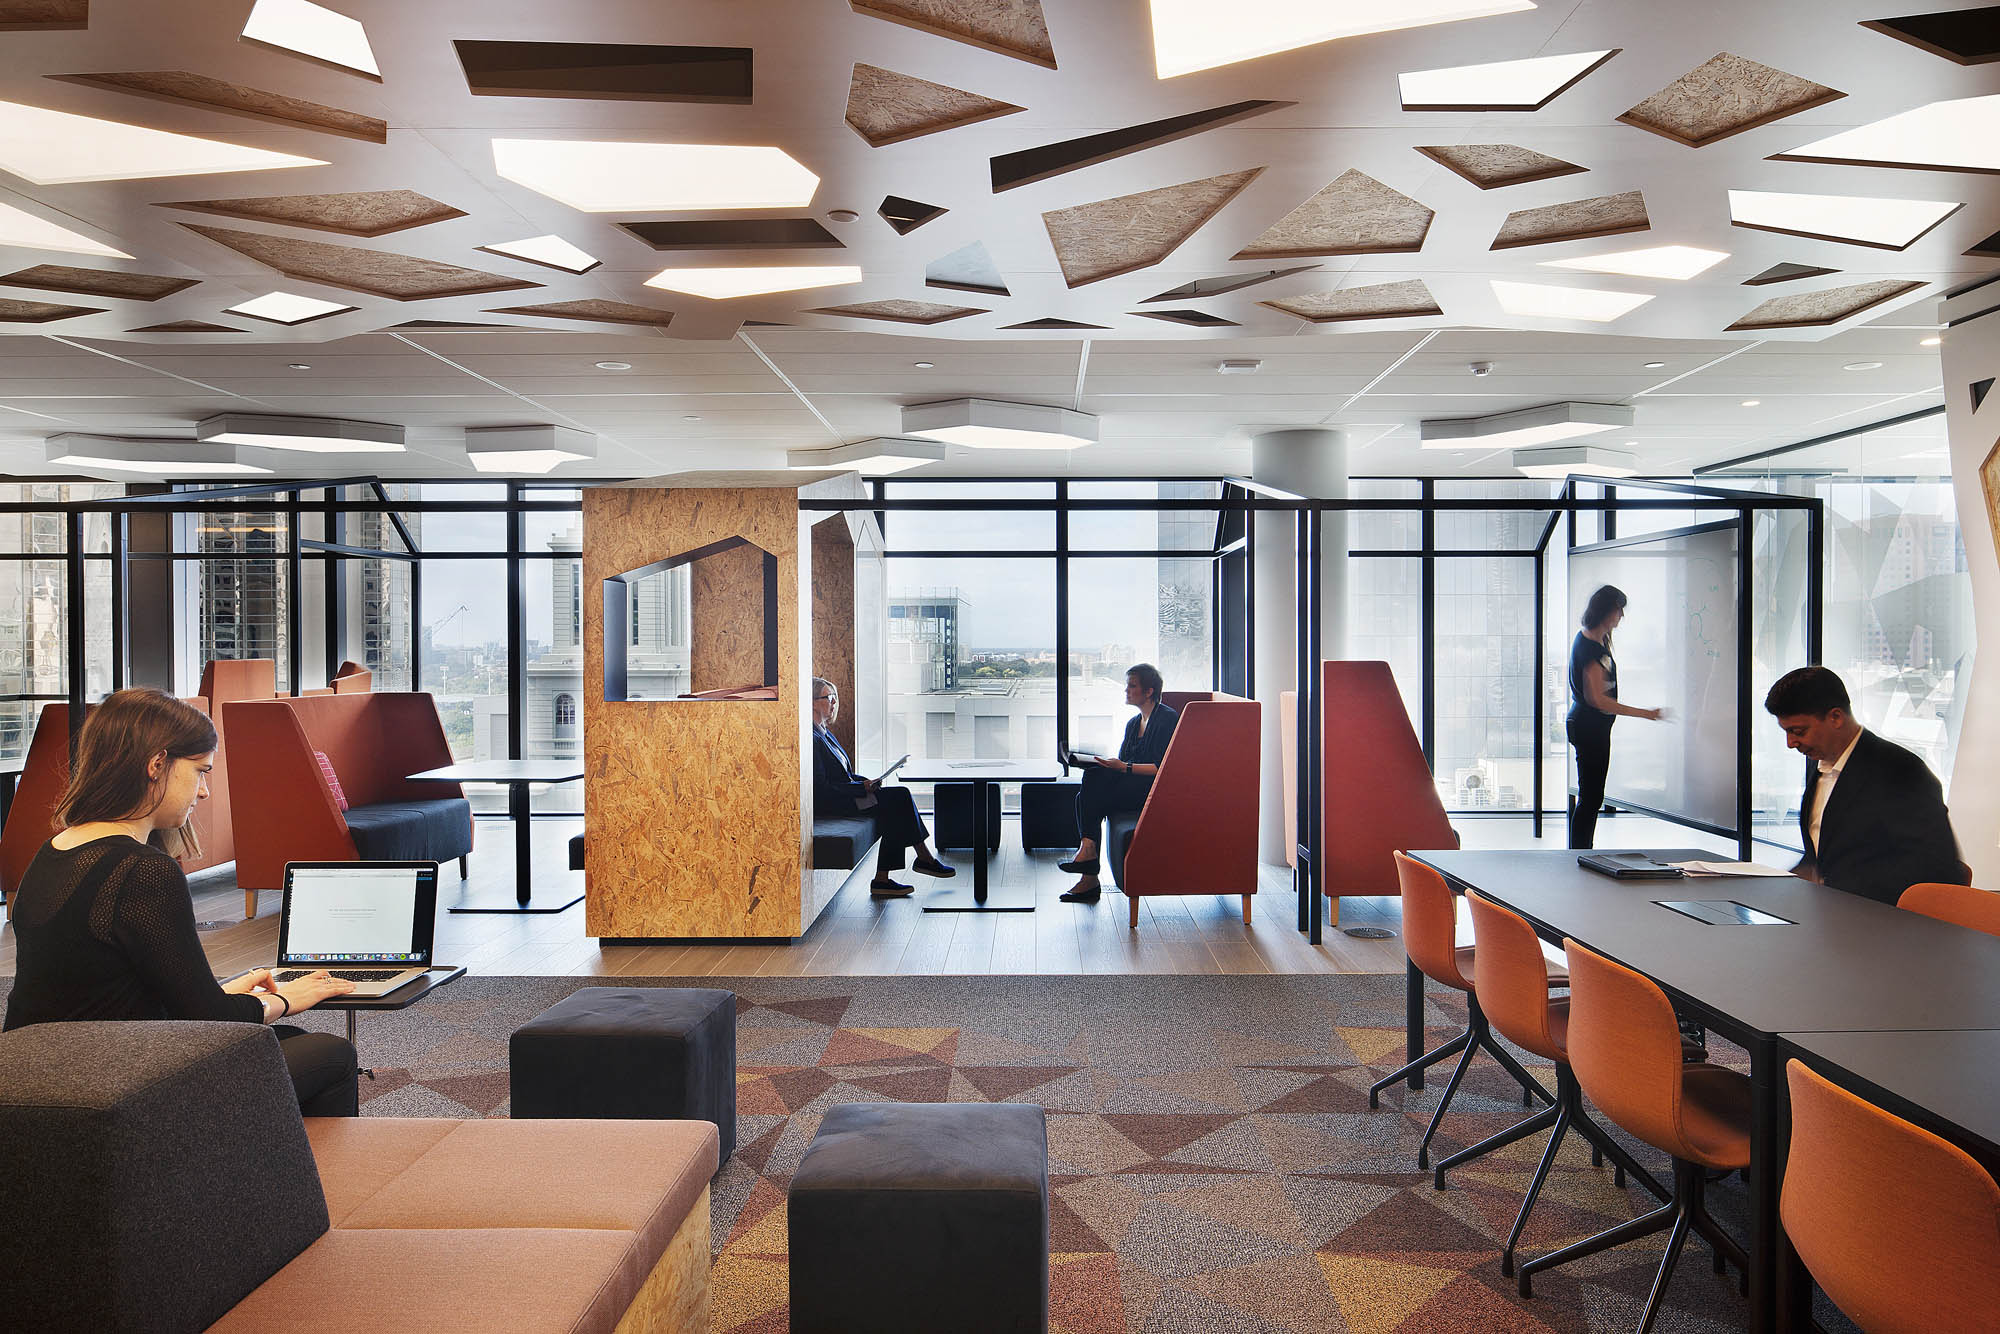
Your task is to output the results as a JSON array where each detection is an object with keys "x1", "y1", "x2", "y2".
[
  {"x1": 1059, "y1": 663, "x2": 1178, "y2": 904},
  {"x1": 811, "y1": 677, "x2": 954, "y2": 898}
]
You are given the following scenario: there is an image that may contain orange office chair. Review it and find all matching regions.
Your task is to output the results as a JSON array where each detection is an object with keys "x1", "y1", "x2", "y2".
[
  {"x1": 1898, "y1": 882, "x2": 2000, "y2": 938},
  {"x1": 1433, "y1": 894, "x2": 1668, "y2": 1276},
  {"x1": 1518, "y1": 941, "x2": 1752, "y2": 1331},
  {"x1": 1783, "y1": 1060, "x2": 2000, "y2": 1334},
  {"x1": 1369, "y1": 854, "x2": 1559, "y2": 1170}
]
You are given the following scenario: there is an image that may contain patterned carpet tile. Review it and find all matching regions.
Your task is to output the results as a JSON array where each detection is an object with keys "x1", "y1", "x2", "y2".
[{"x1": 273, "y1": 974, "x2": 1796, "y2": 1332}]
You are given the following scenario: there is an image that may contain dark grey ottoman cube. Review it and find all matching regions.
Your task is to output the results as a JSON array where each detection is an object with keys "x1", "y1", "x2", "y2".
[
  {"x1": 789, "y1": 1102, "x2": 1049, "y2": 1334},
  {"x1": 933, "y1": 780, "x2": 1002, "y2": 852},
  {"x1": 1020, "y1": 778, "x2": 1080, "y2": 850},
  {"x1": 510, "y1": 986, "x2": 736, "y2": 1163}
]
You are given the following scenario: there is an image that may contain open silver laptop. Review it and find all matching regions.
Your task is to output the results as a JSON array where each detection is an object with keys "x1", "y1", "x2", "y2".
[{"x1": 270, "y1": 861, "x2": 440, "y2": 998}]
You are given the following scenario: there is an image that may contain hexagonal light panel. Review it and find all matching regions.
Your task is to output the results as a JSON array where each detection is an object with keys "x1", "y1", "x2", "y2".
[{"x1": 902, "y1": 398, "x2": 1099, "y2": 450}]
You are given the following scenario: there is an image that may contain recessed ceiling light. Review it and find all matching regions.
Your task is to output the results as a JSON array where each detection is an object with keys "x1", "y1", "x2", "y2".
[
  {"x1": 1150, "y1": 0, "x2": 1537, "y2": 79},
  {"x1": 826, "y1": 208, "x2": 860, "y2": 223},
  {"x1": 643, "y1": 265, "x2": 861, "y2": 300},
  {"x1": 1421, "y1": 400, "x2": 1633, "y2": 449},
  {"x1": 491, "y1": 140, "x2": 820, "y2": 212},
  {"x1": 1741, "y1": 399, "x2": 1761, "y2": 407},
  {"x1": 912, "y1": 361, "x2": 935, "y2": 369},
  {"x1": 1398, "y1": 50, "x2": 1614, "y2": 110},
  {"x1": 595, "y1": 361, "x2": 632, "y2": 371},
  {"x1": 1643, "y1": 361, "x2": 1668, "y2": 369},
  {"x1": 464, "y1": 425, "x2": 595, "y2": 474},
  {"x1": 0, "y1": 201, "x2": 132, "y2": 259},
  {"x1": 787, "y1": 437, "x2": 946, "y2": 475},
  {"x1": 902, "y1": 398, "x2": 1099, "y2": 450},
  {"x1": 1843, "y1": 361, "x2": 1885, "y2": 371},
  {"x1": 223, "y1": 291, "x2": 356, "y2": 326},
  {"x1": 241, "y1": 0, "x2": 381, "y2": 78},
  {"x1": 0, "y1": 99, "x2": 325, "y2": 185},
  {"x1": 1217, "y1": 359, "x2": 1262, "y2": 374},
  {"x1": 287, "y1": 363, "x2": 311, "y2": 371},
  {"x1": 1920, "y1": 336, "x2": 1942, "y2": 347},
  {"x1": 682, "y1": 414, "x2": 702, "y2": 421},
  {"x1": 1491, "y1": 279, "x2": 1654, "y2": 323},
  {"x1": 477, "y1": 234, "x2": 600, "y2": 275},
  {"x1": 1539, "y1": 244, "x2": 1729, "y2": 281},
  {"x1": 1775, "y1": 94, "x2": 2000, "y2": 174},
  {"x1": 196, "y1": 412, "x2": 404, "y2": 453},
  {"x1": 1512, "y1": 443, "x2": 1637, "y2": 478},
  {"x1": 1727, "y1": 190, "x2": 1961, "y2": 250},
  {"x1": 45, "y1": 433, "x2": 271, "y2": 476}
]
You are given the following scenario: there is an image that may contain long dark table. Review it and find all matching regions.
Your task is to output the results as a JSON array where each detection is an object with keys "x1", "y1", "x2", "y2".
[
  {"x1": 1410, "y1": 848, "x2": 2000, "y2": 1334},
  {"x1": 1781, "y1": 1028, "x2": 2000, "y2": 1173}
]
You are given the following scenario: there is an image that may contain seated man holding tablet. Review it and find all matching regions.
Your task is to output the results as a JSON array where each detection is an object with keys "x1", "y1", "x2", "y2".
[{"x1": 811, "y1": 677, "x2": 955, "y2": 898}]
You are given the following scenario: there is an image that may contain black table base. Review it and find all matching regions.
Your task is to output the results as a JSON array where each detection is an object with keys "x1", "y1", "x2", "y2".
[{"x1": 446, "y1": 781, "x2": 581, "y2": 914}]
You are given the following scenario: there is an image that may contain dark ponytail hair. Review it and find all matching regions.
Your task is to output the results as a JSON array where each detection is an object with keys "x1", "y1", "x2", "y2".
[
  {"x1": 55, "y1": 688, "x2": 217, "y2": 858},
  {"x1": 1580, "y1": 585, "x2": 1628, "y2": 639}
]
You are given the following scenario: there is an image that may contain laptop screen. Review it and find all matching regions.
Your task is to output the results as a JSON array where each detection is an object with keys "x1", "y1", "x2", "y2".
[{"x1": 278, "y1": 863, "x2": 437, "y2": 965}]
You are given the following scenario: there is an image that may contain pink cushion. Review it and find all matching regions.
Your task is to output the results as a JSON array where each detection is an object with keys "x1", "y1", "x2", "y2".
[{"x1": 313, "y1": 749, "x2": 349, "y2": 811}]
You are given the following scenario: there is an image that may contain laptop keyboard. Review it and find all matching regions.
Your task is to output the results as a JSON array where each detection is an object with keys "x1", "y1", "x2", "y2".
[{"x1": 274, "y1": 968, "x2": 409, "y2": 983}]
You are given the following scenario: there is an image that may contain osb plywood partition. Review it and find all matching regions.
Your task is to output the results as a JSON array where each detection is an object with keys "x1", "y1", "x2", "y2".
[
  {"x1": 811, "y1": 515, "x2": 857, "y2": 759},
  {"x1": 690, "y1": 542, "x2": 774, "y2": 694},
  {"x1": 1982, "y1": 438, "x2": 2000, "y2": 566},
  {"x1": 584, "y1": 483, "x2": 807, "y2": 940}
]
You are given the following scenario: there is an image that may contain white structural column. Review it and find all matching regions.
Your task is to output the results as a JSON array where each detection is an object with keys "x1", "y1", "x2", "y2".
[
  {"x1": 1250, "y1": 428, "x2": 1348, "y2": 864},
  {"x1": 1939, "y1": 304, "x2": 2000, "y2": 887}
]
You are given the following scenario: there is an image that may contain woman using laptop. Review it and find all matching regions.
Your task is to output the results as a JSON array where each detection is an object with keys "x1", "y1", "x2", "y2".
[{"x1": 3, "y1": 688, "x2": 362, "y2": 1115}]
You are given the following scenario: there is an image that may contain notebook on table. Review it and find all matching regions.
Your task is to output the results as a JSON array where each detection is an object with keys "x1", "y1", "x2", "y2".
[
  {"x1": 1577, "y1": 852, "x2": 1686, "y2": 880},
  {"x1": 270, "y1": 861, "x2": 441, "y2": 997}
]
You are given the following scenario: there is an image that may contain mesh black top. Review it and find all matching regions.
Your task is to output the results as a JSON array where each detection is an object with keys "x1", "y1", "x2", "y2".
[{"x1": 2, "y1": 835, "x2": 261, "y2": 1031}]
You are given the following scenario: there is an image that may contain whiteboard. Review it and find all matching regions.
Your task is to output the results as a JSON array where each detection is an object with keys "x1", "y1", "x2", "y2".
[{"x1": 1567, "y1": 522, "x2": 1739, "y2": 831}]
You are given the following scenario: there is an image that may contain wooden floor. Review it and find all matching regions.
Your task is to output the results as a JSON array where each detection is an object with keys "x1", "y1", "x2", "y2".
[{"x1": 1, "y1": 812, "x2": 1739, "y2": 979}]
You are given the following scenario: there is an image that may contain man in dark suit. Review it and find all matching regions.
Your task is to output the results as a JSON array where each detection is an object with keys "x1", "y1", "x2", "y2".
[
  {"x1": 812, "y1": 677, "x2": 954, "y2": 898},
  {"x1": 1764, "y1": 666, "x2": 1967, "y2": 905},
  {"x1": 1058, "y1": 663, "x2": 1179, "y2": 905}
]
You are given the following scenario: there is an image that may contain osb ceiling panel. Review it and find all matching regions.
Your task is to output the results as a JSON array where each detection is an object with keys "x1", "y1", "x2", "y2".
[
  {"x1": 1262, "y1": 279, "x2": 1442, "y2": 322},
  {"x1": 0, "y1": 263, "x2": 195, "y2": 300},
  {"x1": 844, "y1": 63, "x2": 1022, "y2": 148},
  {"x1": 181, "y1": 224, "x2": 537, "y2": 301},
  {"x1": 811, "y1": 298, "x2": 985, "y2": 324},
  {"x1": 1492, "y1": 191, "x2": 1650, "y2": 249},
  {"x1": 1415, "y1": 144, "x2": 1586, "y2": 190},
  {"x1": 850, "y1": 0, "x2": 1056, "y2": 67},
  {"x1": 0, "y1": 0, "x2": 85, "y2": 30},
  {"x1": 1233, "y1": 169, "x2": 1434, "y2": 259},
  {"x1": 0, "y1": 3, "x2": 1980, "y2": 354},
  {"x1": 160, "y1": 190, "x2": 464, "y2": 238},
  {"x1": 1618, "y1": 52, "x2": 1844, "y2": 148},
  {"x1": 1726, "y1": 278, "x2": 1925, "y2": 329},
  {"x1": 0, "y1": 297, "x2": 102, "y2": 321},
  {"x1": 50, "y1": 71, "x2": 387, "y2": 143},
  {"x1": 1044, "y1": 169, "x2": 1261, "y2": 288}
]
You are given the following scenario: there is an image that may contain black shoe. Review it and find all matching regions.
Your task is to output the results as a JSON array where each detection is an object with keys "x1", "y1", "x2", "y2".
[
  {"x1": 870, "y1": 879, "x2": 914, "y2": 898},
  {"x1": 912, "y1": 856, "x2": 956, "y2": 878},
  {"x1": 1058, "y1": 857, "x2": 1100, "y2": 875},
  {"x1": 1059, "y1": 888, "x2": 1101, "y2": 903}
]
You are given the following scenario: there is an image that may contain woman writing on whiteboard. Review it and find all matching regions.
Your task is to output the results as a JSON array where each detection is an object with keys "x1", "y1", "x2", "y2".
[{"x1": 1568, "y1": 585, "x2": 1667, "y2": 849}]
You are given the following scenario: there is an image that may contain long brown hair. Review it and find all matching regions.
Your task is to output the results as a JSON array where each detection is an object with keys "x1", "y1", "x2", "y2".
[{"x1": 55, "y1": 688, "x2": 217, "y2": 858}]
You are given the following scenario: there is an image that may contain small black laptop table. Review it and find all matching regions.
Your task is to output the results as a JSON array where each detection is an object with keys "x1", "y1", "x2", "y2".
[{"x1": 315, "y1": 965, "x2": 466, "y2": 1047}]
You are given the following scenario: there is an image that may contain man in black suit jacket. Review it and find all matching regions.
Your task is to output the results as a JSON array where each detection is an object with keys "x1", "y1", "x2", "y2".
[{"x1": 1764, "y1": 666, "x2": 1967, "y2": 905}]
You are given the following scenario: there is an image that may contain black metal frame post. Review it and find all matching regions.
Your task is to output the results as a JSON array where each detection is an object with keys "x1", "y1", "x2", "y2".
[
  {"x1": 64, "y1": 511, "x2": 85, "y2": 757},
  {"x1": 1532, "y1": 548, "x2": 1545, "y2": 839},
  {"x1": 109, "y1": 510, "x2": 128, "y2": 693},
  {"x1": 1054, "y1": 482, "x2": 1069, "y2": 758},
  {"x1": 284, "y1": 491, "x2": 303, "y2": 692},
  {"x1": 1419, "y1": 481, "x2": 1436, "y2": 765},
  {"x1": 1737, "y1": 510, "x2": 1755, "y2": 861},
  {"x1": 507, "y1": 483, "x2": 525, "y2": 762}
]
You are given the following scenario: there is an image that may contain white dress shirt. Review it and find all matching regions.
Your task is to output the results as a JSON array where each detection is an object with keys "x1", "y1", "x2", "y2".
[{"x1": 1807, "y1": 730, "x2": 1862, "y2": 854}]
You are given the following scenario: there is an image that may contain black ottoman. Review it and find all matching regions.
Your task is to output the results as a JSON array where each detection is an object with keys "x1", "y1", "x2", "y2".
[
  {"x1": 509, "y1": 986, "x2": 736, "y2": 1163},
  {"x1": 790, "y1": 1102, "x2": 1048, "y2": 1334},
  {"x1": 1020, "y1": 778, "x2": 1080, "y2": 850},
  {"x1": 932, "y1": 780, "x2": 1002, "y2": 852}
]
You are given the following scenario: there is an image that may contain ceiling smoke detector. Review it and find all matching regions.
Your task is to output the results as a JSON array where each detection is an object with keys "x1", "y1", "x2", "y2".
[
  {"x1": 1217, "y1": 359, "x2": 1261, "y2": 374},
  {"x1": 1469, "y1": 361, "x2": 1493, "y2": 377}
]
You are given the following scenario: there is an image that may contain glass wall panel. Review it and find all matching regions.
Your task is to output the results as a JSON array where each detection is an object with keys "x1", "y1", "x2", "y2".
[
  {"x1": 1434, "y1": 556, "x2": 1537, "y2": 810},
  {"x1": 1435, "y1": 479, "x2": 1555, "y2": 551},
  {"x1": 881, "y1": 481, "x2": 1055, "y2": 550},
  {"x1": 1067, "y1": 556, "x2": 1213, "y2": 747},
  {"x1": 1349, "y1": 478, "x2": 1421, "y2": 551},
  {"x1": 1346, "y1": 556, "x2": 1423, "y2": 735},
  {"x1": 190, "y1": 509, "x2": 289, "y2": 693},
  {"x1": 883, "y1": 557, "x2": 1054, "y2": 804},
  {"x1": 419, "y1": 561, "x2": 510, "y2": 813},
  {"x1": 1068, "y1": 480, "x2": 1221, "y2": 549},
  {"x1": 416, "y1": 483, "x2": 506, "y2": 550}
]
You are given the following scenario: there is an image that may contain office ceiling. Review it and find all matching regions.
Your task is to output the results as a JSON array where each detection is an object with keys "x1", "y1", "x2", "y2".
[{"x1": 0, "y1": 0, "x2": 1982, "y2": 478}]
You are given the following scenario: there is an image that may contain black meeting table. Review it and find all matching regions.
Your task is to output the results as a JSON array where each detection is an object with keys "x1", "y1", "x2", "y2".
[{"x1": 1409, "y1": 848, "x2": 2000, "y2": 1334}]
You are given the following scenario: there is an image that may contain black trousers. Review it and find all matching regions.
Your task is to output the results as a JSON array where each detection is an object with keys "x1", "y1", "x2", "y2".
[
  {"x1": 1076, "y1": 766, "x2": 1152, "y2": 850},
  {"x1": 868, "y1": 785, "x2": 931, "y2": 878},
  {"x1": 1567, "y1": 716, "x2": 1614, "y2": 850},
  {"x1": 276, "y1": 1025, "x2": 360, "y2": 1117}
]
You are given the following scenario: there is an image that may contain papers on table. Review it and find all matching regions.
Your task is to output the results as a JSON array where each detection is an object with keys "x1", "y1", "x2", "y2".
[{"x1": 1668, "y1": 860, "x2": 1792, "y2": 877}]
